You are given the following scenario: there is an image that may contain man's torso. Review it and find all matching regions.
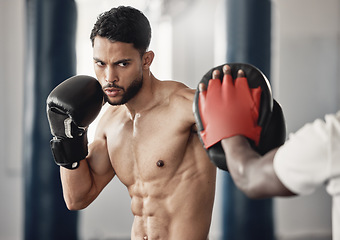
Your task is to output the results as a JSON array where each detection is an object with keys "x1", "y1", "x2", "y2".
[{"x1": 99, "y1": 81, "x2": 216, "y2": 239}]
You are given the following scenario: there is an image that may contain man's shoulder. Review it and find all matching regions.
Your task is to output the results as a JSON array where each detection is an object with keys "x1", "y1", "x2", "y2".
[
  {"x1": 157, "y1": 80, "x2": 196, "y2": 125},
  {"x1": 160, "y1": 79, "x2": 188, "y2": 89},
  {"x1": 160, "y1": 80, "x2": 195, "y2": 102}
]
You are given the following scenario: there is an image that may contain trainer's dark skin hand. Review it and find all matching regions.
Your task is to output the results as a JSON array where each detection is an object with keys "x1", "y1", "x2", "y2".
[{"x1": 199, "y1": 65, "x2": 245, "y2": 92}]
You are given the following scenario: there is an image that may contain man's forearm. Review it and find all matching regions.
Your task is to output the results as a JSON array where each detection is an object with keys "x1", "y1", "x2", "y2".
[
  {"x1": 221, "y1": 136, "x2": 261, "y2": 197},
  {"x1": 60, "y1": 159, "x2": 96, "y2": 210},
  {"x1": 221, "y1": 136, "x2": 294, "y2": 198}
]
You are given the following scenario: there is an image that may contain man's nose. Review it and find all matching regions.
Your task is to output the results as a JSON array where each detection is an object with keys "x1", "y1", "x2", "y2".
[{"x1": 105, "y1": 67, "x2": 118, "y2": 83}]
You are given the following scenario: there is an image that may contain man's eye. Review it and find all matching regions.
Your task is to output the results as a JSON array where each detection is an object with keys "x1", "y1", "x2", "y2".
[
  {"x1": 118, "y1": 62, "x2": 129, "y2": 67},
  {"x1": 96, "y1": 61, "x2": 105, "y2": 66}
]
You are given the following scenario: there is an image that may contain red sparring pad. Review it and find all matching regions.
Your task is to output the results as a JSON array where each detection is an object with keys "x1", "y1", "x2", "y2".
[{"x1": 193, "y1": 63, "x2": 286, "y2": 171}]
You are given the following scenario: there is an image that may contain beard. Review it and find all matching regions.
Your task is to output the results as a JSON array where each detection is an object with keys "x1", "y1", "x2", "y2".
[{"x1": 103, "y1": 75, "x2": 143, "y2": 106}]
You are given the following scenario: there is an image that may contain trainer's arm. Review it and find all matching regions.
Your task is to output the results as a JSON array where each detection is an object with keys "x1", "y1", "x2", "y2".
[
  {"x1": 221, "y1": 136, "x2": 294, "y2": 198},
  {"x1": 60, "y1": 126, "x2": 115, "y2": 210}
]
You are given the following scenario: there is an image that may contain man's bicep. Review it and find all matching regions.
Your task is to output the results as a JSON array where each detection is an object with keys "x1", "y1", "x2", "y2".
[{"x1": 87, "y1": 137, "x2": 115, "y2": 180}]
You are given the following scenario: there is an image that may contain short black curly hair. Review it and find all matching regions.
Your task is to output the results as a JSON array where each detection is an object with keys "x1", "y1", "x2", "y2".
[{"x1": 90, "y1": 6, "x2": 152, "y2": 56}]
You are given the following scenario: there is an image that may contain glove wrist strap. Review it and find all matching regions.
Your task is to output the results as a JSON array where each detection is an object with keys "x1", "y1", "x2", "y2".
[{"x1": 50, "y1": 132, "x2": 88, "y2": 169}]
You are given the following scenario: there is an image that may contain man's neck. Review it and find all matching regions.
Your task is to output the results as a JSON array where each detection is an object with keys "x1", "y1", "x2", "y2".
[{"x1": 125, "y1": 72, "x2": 159, "y2": 120}]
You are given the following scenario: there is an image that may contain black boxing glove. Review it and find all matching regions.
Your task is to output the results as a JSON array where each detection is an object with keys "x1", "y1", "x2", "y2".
[
  {"x1": 47, "y1": 75, "x2": 103, "y2": 169},
  {"x1": 193, "y1": 63, "x2": 286, "y2": 171}
]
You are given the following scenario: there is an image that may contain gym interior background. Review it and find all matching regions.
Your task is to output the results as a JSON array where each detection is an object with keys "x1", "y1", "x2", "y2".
[{"x1": 1, "y1": 0, "x2": 339, "y2": 239}]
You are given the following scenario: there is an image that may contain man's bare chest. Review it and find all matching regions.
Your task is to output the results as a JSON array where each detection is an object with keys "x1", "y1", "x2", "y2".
[{"x1": 104, "y1": 112, "x2": 192, "y2": 185}]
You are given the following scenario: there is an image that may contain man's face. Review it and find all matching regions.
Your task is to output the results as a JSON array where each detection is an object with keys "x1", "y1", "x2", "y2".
[{"x1": 93, "y1": 36, "x2": 144, "y2": 105}]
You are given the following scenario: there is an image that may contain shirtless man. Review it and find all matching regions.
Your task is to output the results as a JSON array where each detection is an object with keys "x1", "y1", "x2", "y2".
[{"x1": 46, "y1": 6, "x2": 216, "y2": 240}]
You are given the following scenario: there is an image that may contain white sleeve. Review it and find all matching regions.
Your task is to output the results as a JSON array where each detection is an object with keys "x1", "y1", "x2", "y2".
[{"x1": 273, "y1": 111, "x2": 340, "y2": 195}]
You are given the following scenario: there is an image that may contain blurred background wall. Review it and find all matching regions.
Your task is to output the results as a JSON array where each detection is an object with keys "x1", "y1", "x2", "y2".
[{"x1": 0, "y1": 0, "x2": 339, "y2": 239}]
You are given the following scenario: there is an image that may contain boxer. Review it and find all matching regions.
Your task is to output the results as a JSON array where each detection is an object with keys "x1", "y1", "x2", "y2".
[{"x1": 47, "y1": 6, "x2": 215, "y2": 240}]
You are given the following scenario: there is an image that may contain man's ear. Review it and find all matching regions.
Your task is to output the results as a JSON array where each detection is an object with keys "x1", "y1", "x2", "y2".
[{"x1": 142, "y1": 51, "x2": 154, "y2": 70}]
